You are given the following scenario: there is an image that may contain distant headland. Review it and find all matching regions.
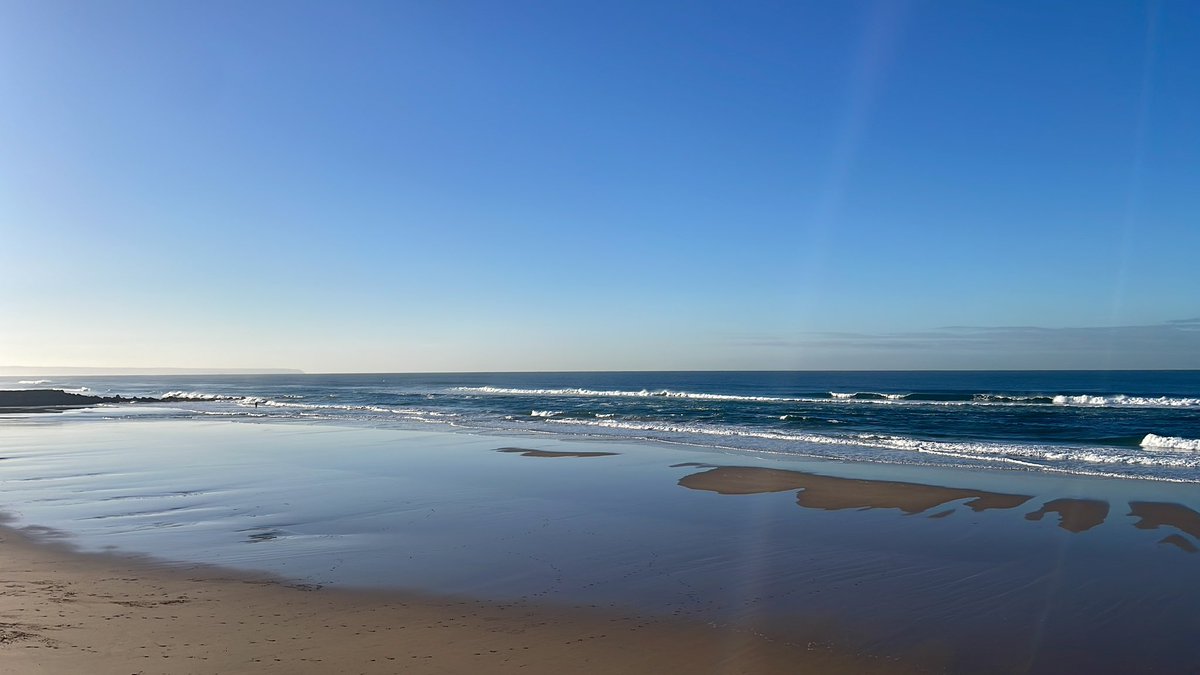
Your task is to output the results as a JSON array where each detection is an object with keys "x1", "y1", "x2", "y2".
[{"x1": 0, "y1": 366, "x2": 303, "y2": 376}]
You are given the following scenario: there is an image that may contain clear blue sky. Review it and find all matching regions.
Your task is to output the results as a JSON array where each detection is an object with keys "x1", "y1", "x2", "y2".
[{"x1": 2, "y1": 1, "x2": 1197, "y2": 371}]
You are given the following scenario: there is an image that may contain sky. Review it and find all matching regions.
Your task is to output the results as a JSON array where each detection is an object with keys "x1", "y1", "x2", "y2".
[{"x1": 1, "y1": 0, "x2": 1198, "y2": 372}]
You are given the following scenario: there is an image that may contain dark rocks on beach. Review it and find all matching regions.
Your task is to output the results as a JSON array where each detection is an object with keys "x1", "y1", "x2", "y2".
[{"x1": 0, "y1": 389, "x2": 158, "y2": 410}]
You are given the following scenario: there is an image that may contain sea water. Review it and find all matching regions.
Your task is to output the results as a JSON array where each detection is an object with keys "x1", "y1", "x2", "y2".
[{"x1": 5, "y1": 371, "x2": 1198, "y2": 482}]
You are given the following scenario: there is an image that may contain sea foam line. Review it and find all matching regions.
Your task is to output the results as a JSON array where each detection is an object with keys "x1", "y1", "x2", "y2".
[
  {"x1": 455, "y1": 386, "x2": 1200, "y2": 409},
  {"x1": 454, "y1": 386, "x2": 804, "y2": 403},
  {"x1": 541, "y1": 418, "x2": 1200, "y2": 469},
  {"x1": 236, "y1": 398, "x2": 458, "y2": 418},
  {"x1": 160, "y1": 391, "x2": 243, "y2": 401},
  {"x1": 1052, "y1": 394, "x2": 1200, "y2": 408}
]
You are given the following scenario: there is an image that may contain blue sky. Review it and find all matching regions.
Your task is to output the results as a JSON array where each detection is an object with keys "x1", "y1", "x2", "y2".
[{"x1": 2, "y1": 0, "x2": 1197, "y2": 371}]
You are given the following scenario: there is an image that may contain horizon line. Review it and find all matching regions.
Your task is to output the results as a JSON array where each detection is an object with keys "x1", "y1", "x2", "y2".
[{"x1": 5, "y1": 367, "x2": 1200, "y2": 376}]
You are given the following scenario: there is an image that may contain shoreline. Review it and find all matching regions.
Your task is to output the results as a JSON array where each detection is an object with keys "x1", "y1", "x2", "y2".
[
  {"x1": 6, "y1": 369, "x2": 1199, "y2": 486},
  {"x1": 0, "y1": 523, "x2": 922, "y2": 674}
]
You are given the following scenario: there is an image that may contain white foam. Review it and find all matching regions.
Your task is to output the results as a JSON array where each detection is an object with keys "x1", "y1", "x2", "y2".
[
  {"x1": 454, "y1": 386, "x2": 804, "y2": 403},
  {"x1": 530, "y1": 410, "x2": 562, "y2": 417},
  {"x1": 17, "y1": 379, "x2": 51, "y2": 385},
  {"x1": 1053, "y1": 394, "x2": 1200, "y2": 408},
  {"x1": 455, "y1": 385, "x2": 1200, "y2": 409},
  {"x1": 236, "y1": 398, "x2": 458, "y2": 420},
  {"x1": 541, "y1": 418, "x2": 1200, "y2": 469},
  {"x1": 1141, "y1": 434, "x2": 1200, "y2": 452},
  {"x1": 160, "y1": 391, "x2": 241, "y2": 401}
]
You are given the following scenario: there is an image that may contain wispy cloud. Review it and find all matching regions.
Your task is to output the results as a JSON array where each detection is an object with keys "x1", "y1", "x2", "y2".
[{"x1": 732, "y1": 319, "x2": 1200, "y2": 369}]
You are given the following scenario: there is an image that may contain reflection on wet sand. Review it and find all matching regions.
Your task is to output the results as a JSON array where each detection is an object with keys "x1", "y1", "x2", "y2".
[
  {"x1": 677, "y1": 466, "x2": 1032, "y2": 514},
  {"x1": 1025, "y1": 498, "x2": 1110, "y2": 533},
  {"x1": 497, "y1": 447, "x2": 619, "y2": 459}
]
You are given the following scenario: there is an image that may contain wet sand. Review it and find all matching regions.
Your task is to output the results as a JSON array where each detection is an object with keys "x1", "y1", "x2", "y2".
[
  {"x1": 497, "y1": 447, "x2": 620, "y2": 458},
  {"x1": 3, "y1": 419, "x2": 1200, "y2": 673},
  {"x1": 0, "y1": 526, "x2": 916, "y2": 675}
]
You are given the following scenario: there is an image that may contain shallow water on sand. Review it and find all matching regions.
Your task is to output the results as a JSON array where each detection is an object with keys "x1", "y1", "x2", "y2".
[{"x1": 1, "y1": 417, "x2": 1199, "y2": 673}]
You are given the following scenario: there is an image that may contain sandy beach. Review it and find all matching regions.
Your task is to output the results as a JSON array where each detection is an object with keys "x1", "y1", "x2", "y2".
[
  {"x1": 2, "y1": 417, "x2": 1200, "y2": 673},
  {"x1": 0, "y1": 525, "x2": 919, "y2": 674}
]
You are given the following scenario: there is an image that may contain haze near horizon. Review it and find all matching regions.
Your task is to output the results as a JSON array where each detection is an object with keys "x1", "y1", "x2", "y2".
[{"x1": 2, "y1": 1, "x2": 1197, "y2": 372}]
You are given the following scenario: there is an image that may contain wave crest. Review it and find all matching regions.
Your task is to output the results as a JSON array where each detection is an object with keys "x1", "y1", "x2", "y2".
[
  {"x1": 456, "y1": 386, "x2": 1199, "y2": 409},
  {"x1": 1053, "y1": 394, "x2": 1200, "y2": 408},
  {"x1": 455, "y1": 385, "x2": 802, "y2": 403},
  {"x1": 160, "y1": 391, "x2": 243, "y2": 401},
  {"x1": 1141, "y1": 434, "x2": 1200, "y2": 452}
]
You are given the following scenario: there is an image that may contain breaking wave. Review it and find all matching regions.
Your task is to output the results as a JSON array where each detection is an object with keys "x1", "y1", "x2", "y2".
[
  {"x1": 455, "y1": 385, "x2": 803, "y2": 403},
  {"x1": 1141, "y1": 434, "x2": 1200, "y2": 452},
  {"x1": 1052, "y1": 395, "x2": 1200, "y2": 408},
  {"x1": 456, "y1": 385, "x2": 1200, "y2": 409},
  {"x1": 160, "y1": 391, "x2": 243, "y2": 401},
  {"x1": 235, "y1": 398, "x2": 458, "y2": 420}
]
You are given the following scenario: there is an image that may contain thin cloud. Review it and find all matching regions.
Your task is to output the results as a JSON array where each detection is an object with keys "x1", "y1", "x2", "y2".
[{"x1": 731, "y1": 319, "x2": 1200, "y2": 369}]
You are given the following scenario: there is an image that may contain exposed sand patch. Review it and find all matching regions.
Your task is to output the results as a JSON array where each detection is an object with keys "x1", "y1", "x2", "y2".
[
  {"x1": 1129, "y1": 501, "x2": 1200, "y2": 540},
  {"x1": 1025, "y1": 498, "x2": 1110, "y2": 533},
  {"x1": 678, "y1": 466, "x2": 1032, "y2": 514},
  {"x1": 497, "y1": 447, "x2": 619, "y2": 458},
  {"x1": 1158, "y1": 534, "x2": 1198, "y2": 553}
]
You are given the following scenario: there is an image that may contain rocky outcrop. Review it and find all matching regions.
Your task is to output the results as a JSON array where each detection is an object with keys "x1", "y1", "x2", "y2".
[{"x1": 0, "y1": 389, "x2": 158, "y2": 409}]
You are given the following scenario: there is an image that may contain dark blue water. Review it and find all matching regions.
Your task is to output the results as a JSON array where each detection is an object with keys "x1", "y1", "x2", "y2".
[{"x1": 5, "y1": 371, "x2": 1200, "y2": 481}]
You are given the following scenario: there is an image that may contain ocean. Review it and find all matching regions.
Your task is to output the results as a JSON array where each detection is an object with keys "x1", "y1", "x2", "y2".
[
  {"x1": 6, "y1": 370, "x2": 1199, "y2": 482},
  {"x1": 5, "y1": 371, "x2": 1200, "y2": 671}
]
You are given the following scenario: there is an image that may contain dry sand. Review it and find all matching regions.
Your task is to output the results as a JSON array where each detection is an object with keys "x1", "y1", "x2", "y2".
[{"x1": 0, "y1": 526, "x2": 928, "y2": 675}]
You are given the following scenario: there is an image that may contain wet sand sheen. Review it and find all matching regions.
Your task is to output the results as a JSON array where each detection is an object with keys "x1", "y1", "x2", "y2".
[{"x1": 5, "y1": 420, "x2": 1200, "y2": 674}]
